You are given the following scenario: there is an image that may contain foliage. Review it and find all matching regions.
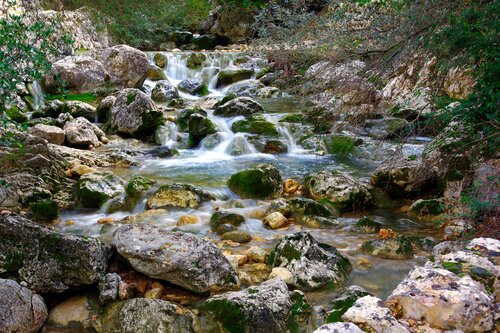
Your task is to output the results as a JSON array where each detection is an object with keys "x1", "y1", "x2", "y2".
[{"x1": 217, "y1": 0, "x2": 267, "y2": 8}]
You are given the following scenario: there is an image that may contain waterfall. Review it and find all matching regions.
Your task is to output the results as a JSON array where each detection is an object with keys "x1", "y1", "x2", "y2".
[{"x1": 32, "y1": 81, "x2": 45, "y2": 110}]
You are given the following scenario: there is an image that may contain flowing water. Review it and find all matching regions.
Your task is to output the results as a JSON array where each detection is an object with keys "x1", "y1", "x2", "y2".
[{"x1": 59, "y1": 51, "x2": 435, "y2": 328}]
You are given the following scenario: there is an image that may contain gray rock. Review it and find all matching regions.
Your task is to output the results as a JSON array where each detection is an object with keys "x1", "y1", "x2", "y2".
[
  {"x1": 64, "y1": 117, "x2": 105, "y2": 149},
  {"x1": 325, "y1": 285, "x2": 372, "y2": 323},
  {"x1": 257, "y1": 86, "x2": 282, "y2": 98},
  {"x1": 361, "y1": 236, "x2": 414, "y2": 260},
  {"x1": 269, "y1": 232, "x2": 352, "y2": 291},
  {"x1": 203, "y1": 279, "x2": 292, "y2": 333},
  {"x1": 76, "y1": 171, "x2": 125, "y2": 208},
  {"x1": 0, "y1": 215, "x2": 111, "y2": 293},
  {"x1": 188, "y1": 113, "x2": 217, "y2": 147},
  {"x1": 99, "y1": 273, "x2": 121, "y2": 304},
  {"x1": 29, "y1": 124, "x2": 65, "y2": 145},
  {"x1": 40, "y1": 100, "x2": 97, "y2": 121},
  {"x1": 287, "y1": 197, "x2": 340, "y2": 228},
  {"x1": 109, "y1": 88, "x2": 164, "y2": 139},
  {"x1": 313, "y1": 323, "x2": 364, "y2": 333},
  {"x1": 217, "y1": 65, "x2": 254, "y2": 86},
  {"x1": 186, "y1": 52, "x2": 207, "y2": 68},
  {"x1": 0, "y1": 278, "x2": 47, "y2": 333},
  {"x1": 227, "y1": 163, "x2": 282, "y2": 199},
  {"x1": 213, "y1": 97, "x2": 264, "y2": 117},
  {"x1": 227, "y1": 79, "x2": 265, "y2": 97},
  {"x1": 210, "y1": 211, "x2": 245, "y2": 234},
  {"x1": 146, "y1": 183, "x2": 214, "y2": 209},
  {"x1": 113, "y1": 224, "x2": 238, "y2": 293},
  {"x1": 178, "y1": 78, "x2": 207, "y2": 96},
  {"x1": 101, "y1": 298, "x2": 199, "y2": 333},
  {"x1": 151, "y1": 81, "x2": 179, "y2": 102}
]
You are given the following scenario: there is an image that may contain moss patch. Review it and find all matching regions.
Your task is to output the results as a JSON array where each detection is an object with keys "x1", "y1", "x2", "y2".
[
  {"x1": 203, "y1": 299, "x2": 246, "y2": 333},
  {"x1": 30, "y1": 199, "x2": 59, "y2": 221},
  {"x1": 322, "y1": 135, "x2": 362, "y2": 155},
  {"x1": 46, "y1": 93, "x2": 97, "y2": 104},
  {"x1": 231, "y1": 114, "x2": 279, "y2": 136}
]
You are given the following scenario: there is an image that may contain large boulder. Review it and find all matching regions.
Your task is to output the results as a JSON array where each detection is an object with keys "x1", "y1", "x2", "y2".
[
  {"x1": 101, "y1": 298, "x2": 199, "y2": 333},
  {"x1": 151, "y1": 81, "x2": 179, "y2": 102},
  {"x1": 109, "y1": 88, "x2": 164, "y2": 139},
  {"x1": 226, "y1": 79, "x2": 264, "y2": 97},
  {"x1": 203, "y1": 279, "x2": 292, "y2": 333},
  {"x1": 29, "y1": 124, "x2": 65, "y2": 145},
  {"x1": 113, "y1": 224, "x2": 238, "y2": 293},
  {"x1": 188, "y1": 113, "x2": 217, "y2": 147},
  {"x1": 76, "y1": 171, "x2": 125, "y2": 208},
  {"x1": 0, "y1": 279, "x2": 48, "y2": 333},
  {"x1": 268, "y1": 232, "x2": 352, "y2": 291},
  {"x1": 0, "y1": 215, "x2": 111, "y2": 293},
  {"x1": 64, "y1": 117, "x2": 106, "y2": 149},
  {"x1": 217, "y1": 65, "x2": 254, "y2": 86},
  {"x1": 228, "y1": 163, "x2": 282, "y2": 199},
  {"x1": 146, "y1": 184, "x2": 214, "y2": 209},
  {"x1": 304, "y1": 171, "x2": 372, "y2": 212},
  {"x1": 213, "y1": 97, "x2": 264, "y2": 117}
]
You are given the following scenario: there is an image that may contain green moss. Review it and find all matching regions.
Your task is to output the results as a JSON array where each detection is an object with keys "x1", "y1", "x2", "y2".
[
  {"x1": 227, "y1": 164, "x2": 282, "y2": 199},
  {"x1": 326, "y1": 287, "x2": 370, "y2": 323},
  {"x1": 231, "y1": 114, "x2": 279, "y2": 136},
  {"x1": 176, "y1": 107, "x2": 204, "y2": 131},
  {"x1": 2, "y1": 252, "x2": 24, "y2": 272},
  {"x1": 322, "y1": 135, "x2": 362, "y2": 155},
  {"x1": 6, "y1": 107, "x2": 28, "y2": 123},
  {"x1": 442, "y1": 261, "x2": 463, "y2": 274},
  {"x1": 203, "y1": 299, "x2": 246, "y2": 333},
  {"x1": 209, "y1": 211, "x2": 245, "y2": 234},
  {"x1": 354, "y1": 216, "x2": 382, "y2": 232},
  {"x1": 280, "y1": 243, "x2": 302, "y2": 261},
  {"x1": 288, "y1": 198, "x2": 337, "y2": 218},
  {"x1": 410, "y1": 199, "x2": 445, "y2": 216},
  {"x1": 125, "y1": 176, "x2": 156, "y2": 199},
  {"x1": 247, "y1": 288, "x2": 258, "y2": 294},
  {"x1": 267, "y1": 250, "x2": 276, "y2": 265},
  {"x1": 46, "y1": 93, "x2": 97, "y2": 104},
  {"x1": 279, "y1": 114, "x2": 304, "y2": 123},
  {"x1": 30, "y1": 199, "x2": 59, "y2": 221},
  {"x1": 133, "y1": 109, "x2": 165, "y2": 139},
  {"x1": 126, "y1": 93, "x2": 135, "y2": 105},
  {"x1": 221, "y1": 231, "x2": 252, "y2": 243}
]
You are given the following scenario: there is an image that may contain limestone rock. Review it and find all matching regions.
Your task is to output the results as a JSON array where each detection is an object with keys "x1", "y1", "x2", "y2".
[
  {"x1": 29, "y1": 124, "x2": 65, "y2": 145},
  {"x1": 228, "y1": 163, "x2": 282, "y2": 199},
  {"x1": 263, "y1": 212, "x2": 289, "y2": 229},
  {"x1": 64, "y1": 117, "x2": 105, "y2": 149},
  {"x1": 214, "y1": 97, "x2": 264, "y2": 117},
  {"x1": 146, "y1": 184, "x2": 214, "y2": 209},
  {"x1": 313, "y1": 323, "x2": 364, "y2": 333},
  {"x1": 76, "y1": 171, "x2": 125, "y2": 208},
  {"x1": 151, "y1": 80, "x2": 179, "y2": 102}
]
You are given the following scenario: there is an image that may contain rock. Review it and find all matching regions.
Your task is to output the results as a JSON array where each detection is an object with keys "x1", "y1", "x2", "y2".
[
  {"x1": 70, "y1": 164, "x2": 97, "y2": 177},
  {"x1": 222, "y1": 231, "x2": 252, "y2": 243},
  {"x1": 109, "y1": 88, "x2": 164, "y2": 139},
  {"x1": 231, "y1": 114, "x2": 278, "y2": 136},
  {"x1": 146, "y1": 184, "x2": 214, "y2": 209},
  {"x1": 177, "y1": 215, "x2": 200, "y2": 226},
  {"x1": 101, "y1": 298, "x2": 199, "y2": 333},
  {"x1": 151, "y1": 80, "x2": 179, "y2": 102},
  {"x1": 209, "y1": 211, "x2": 245, "y2": 234},
  {"x1": 170, "y1": 31, "x2": 194, "y2": 45},
  {"x1": 91, "y1": 45, "x2": 150, "y2": 89},
  {"x1": 322, "y1": 135, "x2": 363, "y2": 155},
  {"x1": 125, "y1": 176, "x2": 156, "y2": 201},
  {"x1": 257, "y1": 86, "x2": 282, "y2": 98},
  {"x1": 444, "y1": 66, "x2": 475, "y2": 100},
  {"x1": 364, "y1": 117, "x2": 409, "y2": 139},
  {"x1": 214, "y1": 97, "x2": 264, "y2": 117},
  {"x1": 246, "y1": 246, "x2": 267, "y2": 263},
  {"x1": 313, "y1": 323, "x2": 364, "y2": 333},
  {"x1": 45, "y1": 294, "x2": 100, "y2": 332},
  {"x1": 217, "y1": 65, "x2": 254, "y2": 86},
  {"x1": 0, "y1": 279, "x2": 47, "y2": 333},
  {"x1": 287, "y1": 198, "x2": 340, "y2": 228},
  {"x1": 99, "y1": 273, "x2": 121, "y2": 304},
  {"x1": 96, "y1": 95, "x2": 116, "y2": 122},
  {"x1": 263, "y1": 140, "x2": 288, "y2": 154},
  {"x1": 29, "y1": 124, "x2": 65, "y2": 145},
  {"x1": 203, "y1": 279, "x2": 292, "y2": 333},
  {"x1": 64, "y1": 117, "x2": 105, "y2": 149},
  {"x1": 371, "y1": 156, "x2": 437, "y2": 198},
  {"x1": 43, "y1": 55, "x2": 109, "y2": 94},
  {"x1": 228, "y1": 163, "x2": 282, "y2": 199},
  {"x1": 227, "y1": 79, "x2": 265, "y2": 97},
  {"x1": 148, "y1": 64, "x2": 167, "y2": 81},
  {"x1": 0, "y1": 215, "x2": 111, "y2": 293},
  {"x1": 263, "y1": 212, "x2": 289, "y2": 229},
  {"x1": 188, "y1": 113, "x2": 217, "y2": 147},
  {"x1": 176, "y1": 106, "x2": 207, "y2": 131},
  {"x1": 268, "y1": 232, "x2": 352, "y2": 291},
  {"x1": 149, "y1": 146, "x2": 179, "y2": 158},
  {"x1": 304, "y1": 171, "x2": 372, "y2": 212},
  {"x1": 76, "y1": 171, "x2": 125, "y2": 208},
  {"x1": 269, "y1": 267, "x2": 294, "y2": 285},
  {"x1": 29, "y1": 198, "x2": 59, "y2": 221},
  {"x1": 192, "y1": 34, "x2": 218, "y2": 50},
  {"x1": 186, "y1": 52, "x2": 207, "y2": 68},
  {"x1": 353, "y1": 216, "x2": 382, "y2": 233},
  {"x1": 284, "y1": 179, "x2": 300, "y2": 195},
  {"x1": 153, "y1": 52, "x2": 168, "y2": 68},
  {"x1": 40, "y1": 100, "x2": 97, "y2": 121},
  {"x1": 178, "y1": 78, "x2": 207, "y2": 96},
  {"x1": 361, "y1": 236, "x2": 414, "y2": 260},
  {"x1": 342, "y1": 296, "x2": 410, "y2": 333},
  {"x1": 326, "y1": 285, "x2": 371, "y2": 323},
  {"x1": 113, "y1": 224, "x2": 238, "y2": 293},
  {"x1": 387, "y1": 266, "x2": 495, "y2": 332},
  {"x1": 408, "y1": 198, "x2": 445, "y2": 218}
]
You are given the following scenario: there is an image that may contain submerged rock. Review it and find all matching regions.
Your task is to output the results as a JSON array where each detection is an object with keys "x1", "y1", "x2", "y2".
[
  {"x1": 76, "y1": 171, "x2": 125, "y2": 208},
  {"x1": 209, "y1": 211, "x2": 245, "y2": 234},
  {"x1": 231, "y1": 114, "x2": 278, "y2": 136},
  {"x1": 146, "y1": 184, "x2": 214, "y2": 209},
  {"x1": 0, "y1": 215, "x2": 111, "y2": 293},
  {"x1": 287, "y1": 198, "x2": 340, "y2": 228},
  {"x1": 214, "y1": 97, "x2": 264, "y2": 117},
  {"x1": 268, "y1": 232, "x2": 352, "y2": 291},
  {"x1": 151, "y1": 80, "x2": 179, "y2": 102},
  {"x1": 228, "y1": 163, "x2": 282, "y2": 199},
  {"x1": 113, "y1": 224, "x2": 238, "y2": 293},
  {"x1": 0, "y1": 278, "x2": 47, "y2": 333},
  {"x1": 361, "y1": 236, "x2": 414, "y2": 260},
  {"x1": 203, "y1": 279, "x2": 292, "y2": 333}
]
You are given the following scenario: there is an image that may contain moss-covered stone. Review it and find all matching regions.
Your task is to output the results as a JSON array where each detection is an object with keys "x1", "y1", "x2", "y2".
[
  {"x1": 354, "y1": 216, "x2": 382, "y2": 233},
  {"x1": 30, "y1": 199, "x2": 59, "y2": 221},
  {"x1": 326, "y1": 286, "x2": 371, "y2": 323},
  {"x1": 176, "y1": 106, "x2": 207, "y2": 131},
  {"x1": 76, "y1": 172, "x2": 126, "y2": 208},
  {"x1": 153, "y1": 52, "x2": 167, "y2": 68},
  {"x1": 188, "y1": 113, "x2": 217, "y2": 148},
  {"x1": 322, "y1": 135, "x2": 363, "y2": 155},
  {"x1": 279, "y1": 113, "x2": 304, "y2": 123},
  {"x1": 290, "y1": 290, "x2": 312, "y2": 330},
  {"x1": 217, "y1": 66, "x2": 254, "y2": 86},
  {"x1": 125, "y1": 176, "x2": 156, "y2": 200},
  {"x1": 221, "y1": 231, "x2": 252, "y2": 243},
  {"x1": 288, "y1": 198, "x2": 339, "y2": 219},
  {"x1": 227, "y1": 163, "x2": 282, "y2": 199},
  {"x1": 203, "y1": 299, "x2": 247, "y2": 333},
  {"x1": 231, "y1": 114, "x2": 279, "y2": 136},
  {"x1": 6, "y1": 107, "x2": 29, "y2": 123},
  {"x1": 146, "y1": 183, "x2": 214, "y2": 209},
  {"x1": 210, "y1": 211, "x2": 245, "y2": 234},
  {"x1": 409, "y1": 199, "x2": 445, "y2": 216}
]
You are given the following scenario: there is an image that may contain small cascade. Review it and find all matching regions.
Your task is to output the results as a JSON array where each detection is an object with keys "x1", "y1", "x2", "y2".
[{"x1": 32, "y1": 81, "x2": 45, "y2": 110}]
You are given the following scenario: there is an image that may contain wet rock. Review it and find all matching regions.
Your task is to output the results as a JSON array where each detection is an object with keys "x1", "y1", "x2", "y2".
[
  {"x1": 269, "y1": 267, "x2": 293, "y2": 285},
  {"x1": 38, "y1": 100, "x2": 97, "y2": 122},
  {"x1": 203, "y1": 279, "x2": 291, "y2": 333},
  {"x1": 101, "y1": 298, "x2": 199, "y2": 333},
  {"x1": 263, "y1": 212, "x2": 289, "y2": 229},
  {"x1": 231, "y1": 114, "x2": 278, "y2": 136},
  {"x1": 149, "y1": 146, "x2": 179, "y2": 158},
  {"x1": 342, "y1": 296, "x2": 410, "y2": 333},
  {"x1": 387, "y1": 266, "x2": 495, "y2": 332},
  {"x1": 29, "y1": 124, "x2": 65, "y2": 145},
  {"x1": 64, "y1": 117, "x2": 105, "y2": 149},
  {"x1": 146, "y1": 184, "x2": 214, "y2": 209},
  {"x1": 188, "y1": 113, "x2": 217, "y2": 147},
  {"x1": 217, "y1": 65, "x2": 254, "y2": 86},
  {"x1": 228, "y1": 163, "x2": 282, "y2": 199},
  {"x1": 246, "y1": 246, "x2": 267, "y2": 263},
  {"x1": 76, "y1": 171, "x2": 125, "y2": 208},
  {"x1": 113, "y1": 224, "x2": 238, "y2": 293},
  {"x1": 262, "y1": 140, "x2": 288, "y2": 154},
  {"x1": 227, "y1": 79, "x2": 265, "y2": 97},
  {"x1": 192, "y1": 34, "x2": 218, "y2": 50},
  {"x1": 408, "y1": 198, "x2": 445, "y2": 218},
  {"x1": 313, "y1": 323, "x2": 364, "y2": 333},
  {"x1": 304, "y1": 171, "x2": 372, "y2": 212},
  {"x1": 125, "y1": 176, "x2": 156, "y2": 201},
  {"x1": 0, "y1": 278, "x2": 47, "y2": 333},
  {"x1": 109, "y1": 88, "x2": 164, "y2": 139},
  {"x1": 268, "y1": 232, "x2": 352, "y2": 291},
  {"x1": 178, "y1": 78, "x2": 207, "y2": 96},
  {"x1": 45, "y1": 294, "x2": 100, "y2": 332},
  {"x1": 353, "y1": 216, "x2": 382, "y2": 233},
  {"x1": 209, "y1": 211, "x2": 245, "y2": 234},
  {"x1": 153, "y1": 52, "x2": 168, "y2": 68},
  {"x1": 97, "y1": 95, "x2": 116, "y2": 122},
  {"x1": 151, "y1": 80, "x2": 179, "y2": 102},
  {"x1": 177, "y1": 215, "x2": 200, "y2": 226},
  {"x1": 361, "y1": 236, "x2": 414, "y2": 260},
  {"x1": 148, "y1": 64, "x2": 167, "y2": 81},
  {"x1": 287, "y1": 198, "x2": 340, "y2": 228},
  {"x1": 222, "y1": 231, "x2": 252, "y2": 243},
  {"x1": 0, "y1": 215, "x2": 111, "y2": 293},
  {"x1": 176, "y1": 106, "x2": 207, "y2": 131},
  {"x1": 186, "y1": 52, "x2": 207, "y2": 68},
  {"x1": 364, "y1": 117, "x2": 409, "y2": 139},
  {"x1": 257, "y1": 86, "x2": 282, "y2": 98},
  {"x1": 213, "y1": 97, "x2": 264, "y2": 117},
  {"x1": 326, "y1": 285, "x2": 371, "y2": 323},
  {"x1": 99, "y1": 273, "x2": 121, "y2": 304}
]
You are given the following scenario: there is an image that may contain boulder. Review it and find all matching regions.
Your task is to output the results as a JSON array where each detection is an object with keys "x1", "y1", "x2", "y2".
[
  {"x1": 353, "y1": 216, "x2": 382, "y2": 233},
  {"x1": 262, "y1": 140, "x2": 288, "y2": 154},
  {"x1": 192, "y1": 34, "x2": 218, "y2": 50},
  {"x1": 146, "y1": 184, "x2": 214, "y2": 209},
  {"x1": 113, "y1": 224, "x2": 238, "y2": 293},
  {"x1": 151, "y1": 81, "x2": 179, "y2": 102},
  {"x1": 213, "y1": 97, "x2": 263, "y2": 117},
  {"x1": 0, "y1": 279, "x2": 47, "y2": 333},
  {"x1": 268, "y1": 232, "x2": 352, "y2": 291},
  {"x1": 217, "y1": 65, "x2": 254, "y2": 86},
  {"x1": 263, "y1": 212, "x2": 288, "y2": 229},
  {"x1": 221, "y1": 231, "x2": 252, "y2": 243},
  {"x1": 101, "y1": 298, "x2": 199, "y2": 333},
  {"x1": 178, "y1": 78, "x2": 207, "y2": 96},
  {"x1": 188, "y1": 113, "x2": 217, "y2": 147},
  {"x1": 209, "y1": 211, "x2": 245, "y2": 234},
  {"x1": 153, "y1": 52, "x2": 168, "y2": 68},
  {"x1": 125, "y1": 176, "x2": 156, "y2": 201},
  {"x1": 76, "y1": 171, "x2": 125, "y2": 208},
  {"x1": 29, "y1": 124, "x2": 65, "y2": 145},
  {"x1": 148, "y1": 64, "x2": 167, "y2": 81},
  {"x1": 256, "y1": 86, "x2": 282, "y2": 98},
  {"x1": 176, "y1": 107, "x2": 207, "y2": 131},
  {"x1": 325, "y1": 285, "x2": 372, "y2": 323},
  {"x1": 227, "y1": 79, "x2": 264, "y2": 97},
  {"x1": 64, "y1": 117, "x2": 105, "y2": 149},
  {"x1": 96, "y1": 95, "x2": 116, "y2": 122},
  {"x1": 287, "y1": 198, "x2": 340, "y2": 228},
  {"x1": 203, "y1": 279, "x2": 292, "y2": 333},
  {"x1": 313, "y1": 323, "x2": 364, "y2": 333},
  {"x1": 361, "y1": 236, "x2": 414, "y2": 260},
  {"x1": 109, "y1": 88, "x2": 164, "y2": 139},
  {"x1": 170, "y1": 31, "x2": 193, "y2": 45},
  {"x1": 0, "y1": 215, "x2": 111, "y2": 293},
  {"x1": 228, "y1": 163, "x2": 282, "y2": 199},
  {"x1": 39, "y1": 100, "x2": 97, "y2": 122},
  {"x1": 231, "y1": 114, "x2": 278, "y2": 136},
  {"x1": 304, "y1": 171, "x2": 372, "y2": 212},
  {"x1": 186, "y1": 52, "x2": 207, "y2": 68}
]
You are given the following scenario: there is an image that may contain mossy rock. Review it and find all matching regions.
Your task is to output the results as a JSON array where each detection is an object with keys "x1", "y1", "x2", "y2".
[
  {"x1": 203, "y1": 299, "x2": 247, "y2": 333},
  {"x1": 326, "y1": 286, "x2": 371, "y2": 323},
  {"x1": 30, "y1": 199, "x2": 59, "y2": 221},
  {"x1": 146, "y1": 183, "x2": 214, "y2": 209},
  {"x1": 210, "y1": 211, "x2": 245, "y2": 234},
  {"x1": 6, "y1": 107, "x2": 29, "y2": 123},
  {"x1": 409, "y1": 199, "x2": 445, "y2": 216},
  {"x1": 153, "y1": 53, "x2": 167, "y2": 68},
  {"x1": 288, "y1": 198, "x2": 339, "y2": 219},
  {"x1": 176, "y1": 107, "x2": 207, "y2": 131},
  {"x1": 231, "y1": 114, "x2": 279, "y2": 136},
  {"x1": 279, "y1": 113, "x2": 304, "y2": 123},
  {"x1": 76, "y1": 172, "x2": 126, "y2": 208},
  {"x1": 361, "y1": 236, "x2": 413, "y2": 260},
  {"x1": 125, "y1": 176, "x2": 156, "y2": 199},
  {"x1": 148, "y1": 65, "x2": 167, "y2": 81},
  {"x1": 221, "y1": 231, "x2": 252, "y2": 243},
  {"x1": 354, "y1": 216, "x2": 382, "y2": 233},
  {"x1": 188, "y1": 113, "x2": 217, "y2": 148},
  {"x1": 322, "y1": 135, "x2": 363, "y2": 155},
  {"x1": 227, "y1": 163, "x2": 282, "y2": 199},
  {"x1": 290, "y1": 290, "x2": 312, "y2": 330}
]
